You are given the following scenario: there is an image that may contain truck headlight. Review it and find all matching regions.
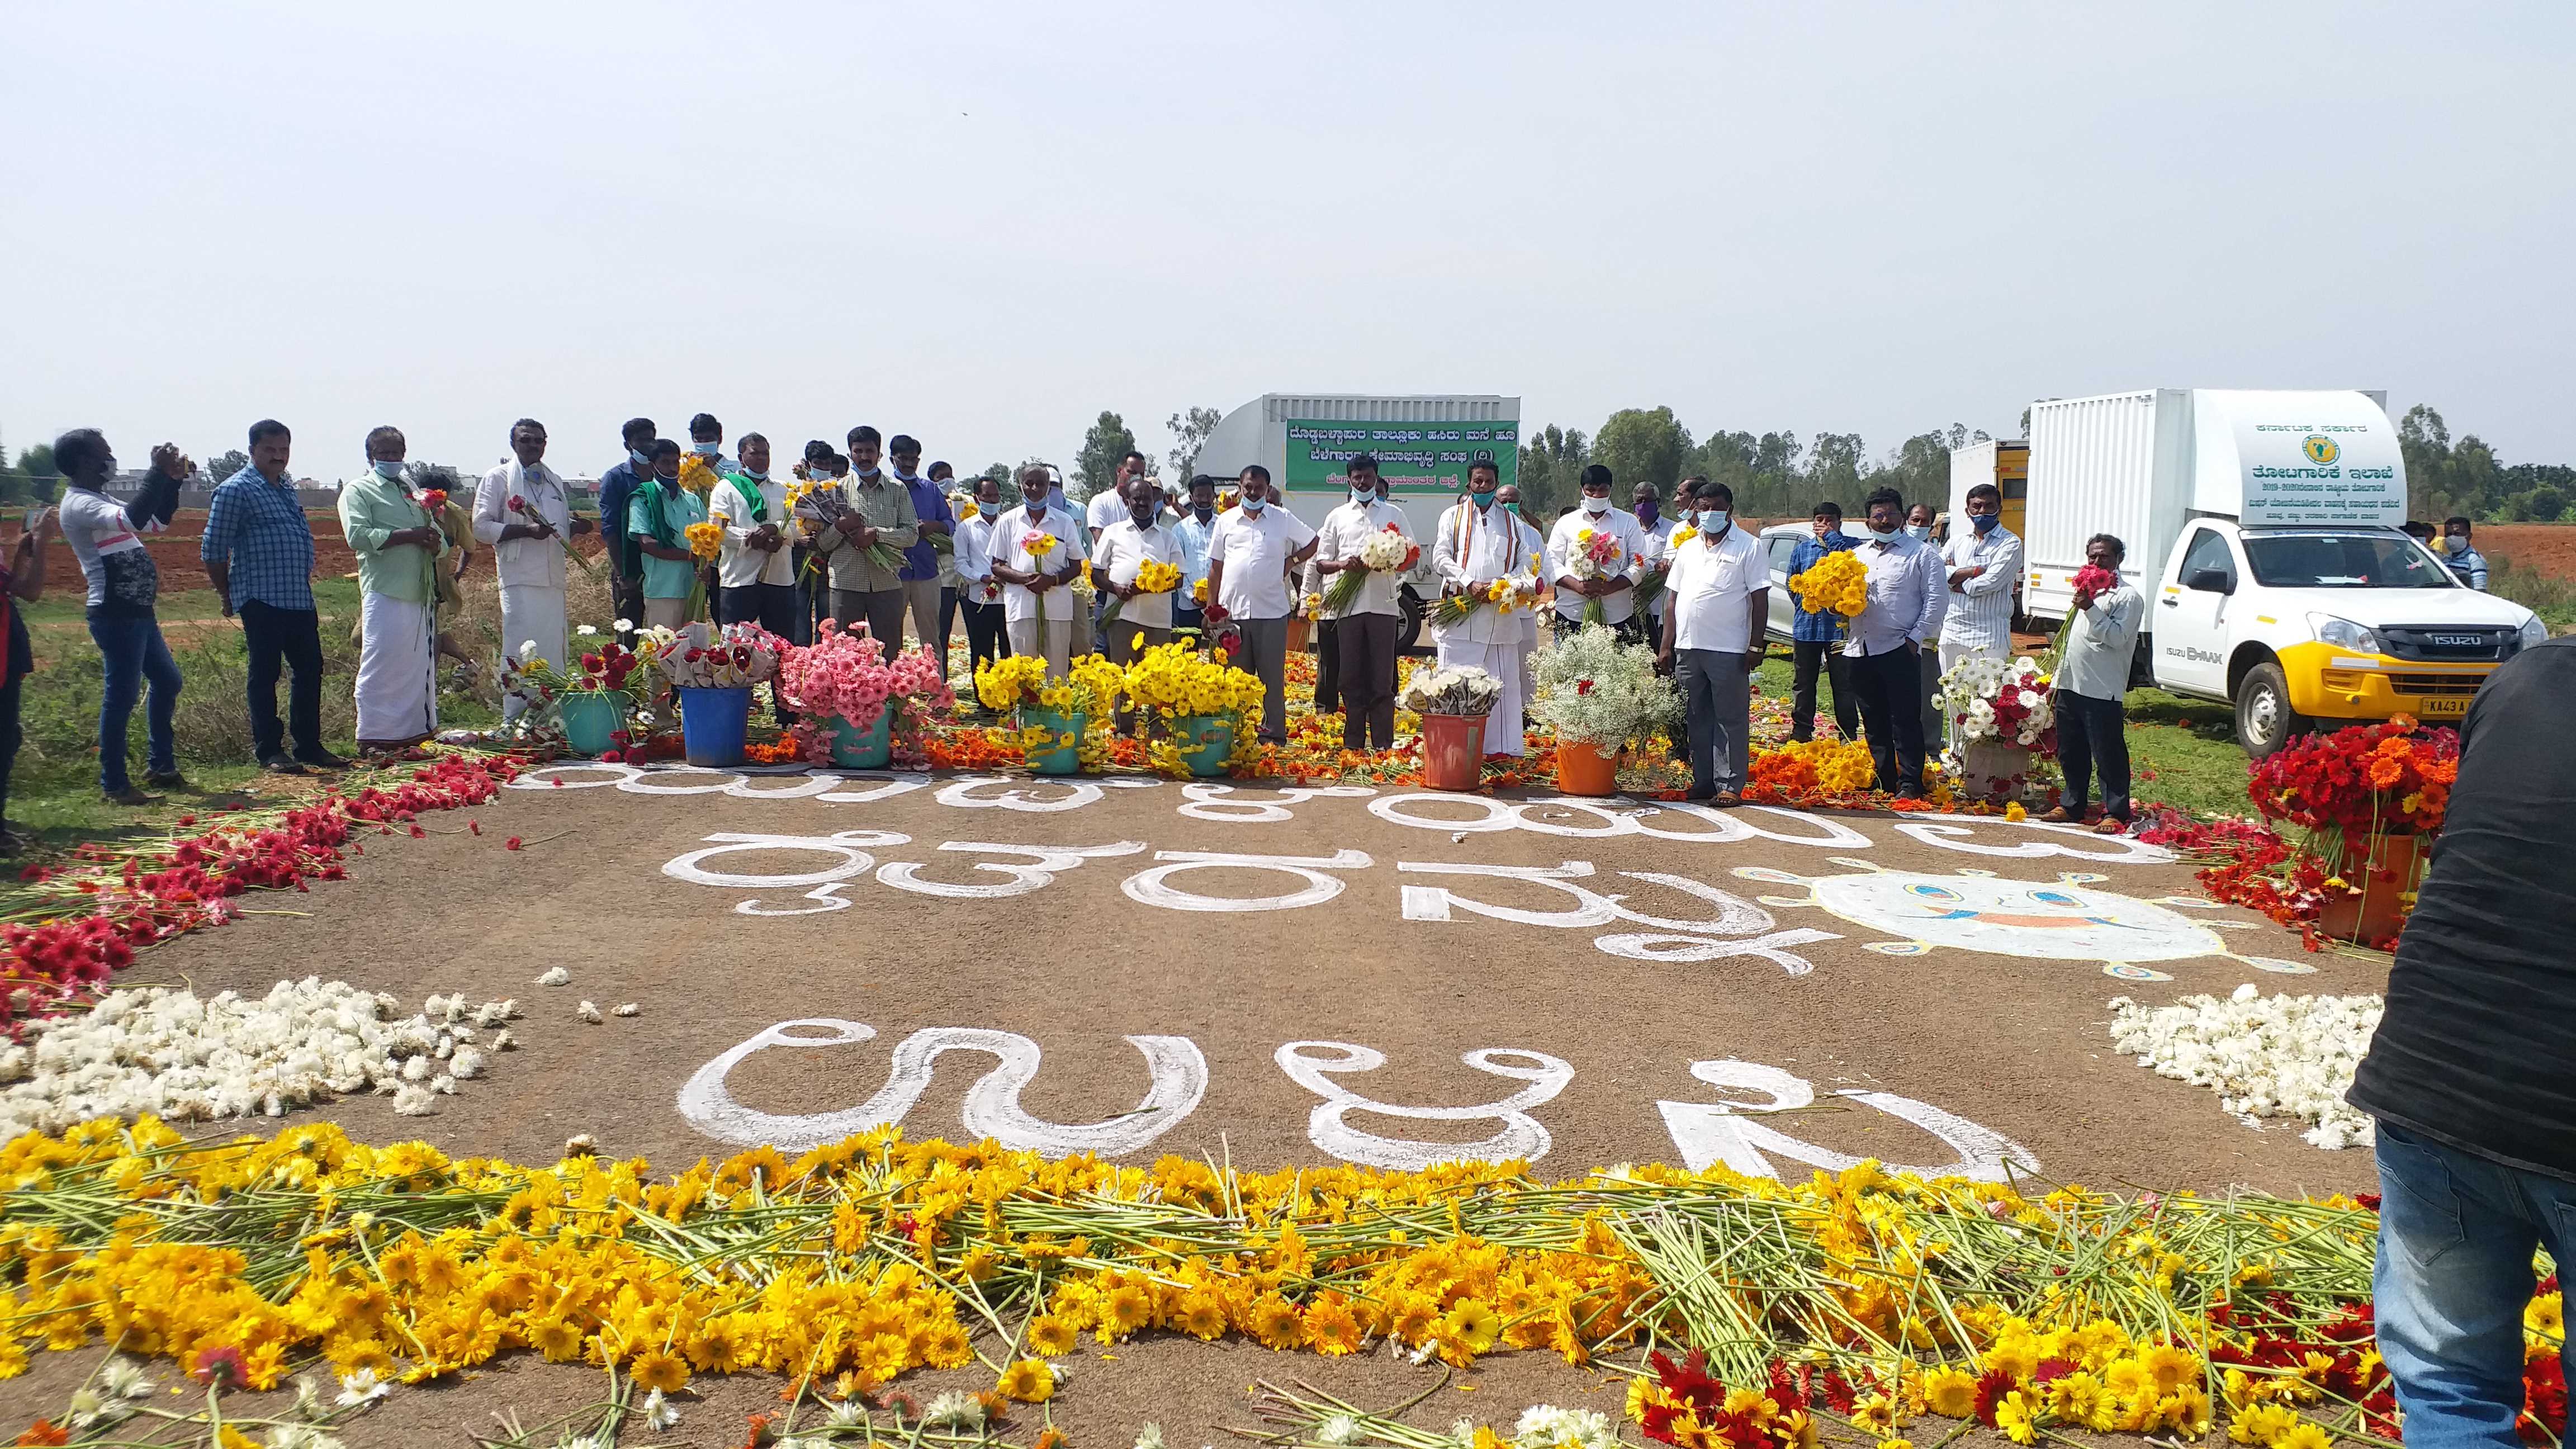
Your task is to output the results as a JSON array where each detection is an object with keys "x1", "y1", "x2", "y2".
[
  {"x1": 2522, "y1": 615, "x2": 2550, "y2": 648},
  {"x1": 2309, "y1": 615, "x2": 2381, "y2": 655}
]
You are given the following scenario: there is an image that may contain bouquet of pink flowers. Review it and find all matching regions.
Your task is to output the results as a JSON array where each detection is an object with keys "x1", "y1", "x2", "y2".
[{"x1": 780, "y1": 620, "x2": 958, "y2": 763}]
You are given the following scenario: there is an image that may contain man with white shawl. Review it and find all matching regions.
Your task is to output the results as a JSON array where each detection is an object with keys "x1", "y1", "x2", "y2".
[
  {"x1": 1431, "y1": 461, "x2": 1542, "y2": 756},
  {"x1": 339, "y1": 425, "x2": 447, "y2": 751},
  {"x1": 472, "y1": 418, "x2": 592, "y2": 722}
]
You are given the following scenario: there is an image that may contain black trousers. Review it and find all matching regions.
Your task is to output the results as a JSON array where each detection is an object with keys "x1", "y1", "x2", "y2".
[
  {"x1": 1313, "y1": 618, "x2": 1341, "y2": 715},
  {"x1": 2054, "y1": 689, "x2": 2132, "y2": 820},
  {"x1": 609, "y1": 573, "x2": 646, "y2": 636},
  {"x1": 1848, "y1": 642, "x2": 1927, "y2": 796},
  {"x1": 1335, "y1": 612, "x2": 1400, "y2": 749},
  {"x1": 0, "y1": 671, "x2": 21, "y2": 824},
  {"x1": 962, "y1": 599, "x2": 1009, "y2": 679},
  {"x1": 719, "y1": 583, "x2": 802, "y2": 723},
  {"x1": 1790, "y1": 638, "x2": 1859, "y2": 742},
  {"x1": 240, "y1": 600, "x2": 325, "y2": 760}
]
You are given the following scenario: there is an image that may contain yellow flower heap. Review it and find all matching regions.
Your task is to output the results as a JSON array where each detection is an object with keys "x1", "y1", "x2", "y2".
[
  {"x1": 0, "y1": 1117, "x2": 2378, "y2": 1441},
  {"x1": 1789, "y1": 547, "x2": 1869, "y2": 617}
]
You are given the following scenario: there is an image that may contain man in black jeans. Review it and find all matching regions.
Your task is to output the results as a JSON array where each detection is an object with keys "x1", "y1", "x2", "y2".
[
  {"x1": 201, "y1": 419, "x2": 347, "y2": 773},
  {"x1": 595, "y1": 416, "x2": 657, "y2": 632}
]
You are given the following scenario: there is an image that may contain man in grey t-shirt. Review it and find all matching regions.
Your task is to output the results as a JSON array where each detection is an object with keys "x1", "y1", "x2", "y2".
[{"x1": 54, "y1": 430, "x2": 189, "y2": 803}]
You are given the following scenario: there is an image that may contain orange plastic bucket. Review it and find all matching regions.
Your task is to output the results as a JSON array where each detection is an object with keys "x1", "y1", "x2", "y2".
[
  {"x1": 1556, "y1": 739, "x2": 1621, "y2": 796},
  {"x1": 1419, "y1": 712, "x2": 1488, "y2": 791}
]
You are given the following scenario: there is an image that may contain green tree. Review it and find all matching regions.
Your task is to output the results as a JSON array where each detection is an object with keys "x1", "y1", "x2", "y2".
[
  {"x1": 1516, "y1": 424, "x2": 1588, "y2": 515},
  {"x1": 1806, "y1": 433, "x2": 1869, "y2": 499},
  {"x1": 210, "y1": 448, "x2": 250, "y2": 481},
  {"x1": 1590, "y1": 406, "x2": 1694, "y2": 494},
  {"x1": 1164, "y1": 405, "x2": 1223, "y2": 480},
  {"x1": 17, "y1": 444, "x2": 58, "y2": 479},
  {"x1": 1073, "y1": 412, "x2": 1138, "y2": 498},
  {"x1": 977, "y1": 462, "x2": 1012, "y2": 488}
]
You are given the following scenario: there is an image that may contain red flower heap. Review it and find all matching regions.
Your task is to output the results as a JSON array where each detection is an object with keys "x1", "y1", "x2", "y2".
[
  {"x1": 2250, "y1": 714, "x2": 2459, "y2": 840},
  {"x1": 1634, "y1": 1349, "x2": 1826, "y2": 1449}
]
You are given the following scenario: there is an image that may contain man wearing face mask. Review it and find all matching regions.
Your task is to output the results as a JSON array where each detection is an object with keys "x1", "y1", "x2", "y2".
[
  {"x1": 1315, "y1": 455, "x2": 1414, "y2": 750},
  {"x1": 954, "y1": 472, "x2": 1011, "y2": 685},
  {"x1": 1786, "y1": 501, "x2": 1862, "y2": 744},
  {"x1": 1843, "y1": 487, "x2": 1945, "y2": 800},
  {"x1": 628, "y1": 440, "x2": 707, "y2": 630},
  {"x1": 1547, "y1": 465, "x2": 1646, "y2": 642},
  {"x1": 596, "y1": 417, "x2": 657, "y2": 631},
  {"x1": 1091, "y1": 475, "x2": 1186, "y2": 734},
  {"x1": 1173, "y1": 475, "x2": 1219, "y2": 641},
  {"x1": 1938, "y1": 481, "x2": 2023, "y2": 690},
  {"x1": 889, "y1": 435, "x2": 954, "y2": 666},
  {"x1": 1907, "y1": 501, "x2": 1949, "y2": 744},
  {"x1": 1432, "y1": 461, "x2": 1540, "y2": 756},
  {"x1": 473, "y1": 418, "x2": 592, "y2": 723},
  {"x1": 338, "y1": 426, "x2": 448, "y2": 754},
  {"x1": 707, "y1": 432, "x2": 798, "y2": 705},
  {"x1": 1630, "y1": 480, "x2": 1679, "y2": 640},
  {"x1": 988, "y1": 465, "x2": 1083, "y2": 678},
  {"x1": 1659, "y1": 479, "x2": 1768, "y2": 804},
  {"x1": 2441, "y1": 517, "x2": 2489, "y2": 590},
  {"x1": 803, "y1": 425, "x2": 917, "y2": 661},
  {"x1": 1206, "y1": 466, "x2": 1319, "y2": 745},
  {"x1": 688, "y1": 414, "x2": 730, "y2": 472}
]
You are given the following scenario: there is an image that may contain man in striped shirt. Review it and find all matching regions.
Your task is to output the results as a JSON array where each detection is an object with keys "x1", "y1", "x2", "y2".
[{"x1": 1936, "y1": 482, "x2": 2022, "y2": 735}]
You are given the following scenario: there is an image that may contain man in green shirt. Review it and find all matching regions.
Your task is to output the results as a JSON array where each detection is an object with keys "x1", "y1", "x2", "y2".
[
  {"x1": 337, "y1": 425, "x2": 448, "y2": 752},
  {"x1": 804, "y1": 424, "x2": 918, "y2": 661},
  {"x1": 628, "y1": 439, "x2": 708, "y2": 629}
]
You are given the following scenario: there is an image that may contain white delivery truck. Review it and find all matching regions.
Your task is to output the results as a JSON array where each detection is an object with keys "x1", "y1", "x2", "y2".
[
  {"x1": 2015, "y1": 388, "x2": 2544, "y2": 757},
  {"x1": 1191, "y1": 394, "x2": 1521, "y2": 650}
]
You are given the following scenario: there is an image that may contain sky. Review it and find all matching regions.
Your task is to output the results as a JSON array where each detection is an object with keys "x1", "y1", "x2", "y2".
[{"x1": 4, "y1": 1, "x2": 2571, "y2": 483}]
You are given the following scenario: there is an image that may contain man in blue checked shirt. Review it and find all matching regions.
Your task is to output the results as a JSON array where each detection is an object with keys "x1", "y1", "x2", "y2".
[
  {"x1": 1786, "y1": 500, "x2": 1860, "y2": 744},
  {"x1": 201, "y1": 419, "x2": 346, "y2": 774}
]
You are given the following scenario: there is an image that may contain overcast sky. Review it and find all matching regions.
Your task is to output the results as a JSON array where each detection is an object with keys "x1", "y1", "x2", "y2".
[{"x1": 4, "y1": 2, "x2": 2569, "y2": 482}]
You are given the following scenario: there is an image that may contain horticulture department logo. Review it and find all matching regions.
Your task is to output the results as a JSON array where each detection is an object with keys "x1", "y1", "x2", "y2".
[{"x1": 2303, "y1": 435, "x2": 2341, "y2": 466}]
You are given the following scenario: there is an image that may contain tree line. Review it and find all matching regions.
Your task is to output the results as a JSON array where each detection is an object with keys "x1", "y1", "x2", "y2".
[
  {"x1": 2398, "y1": 405, "x2": 2576, "y2": 524},
  {"x1": 1514, "y1": 406, "x2": 1996, "y2": 519}
]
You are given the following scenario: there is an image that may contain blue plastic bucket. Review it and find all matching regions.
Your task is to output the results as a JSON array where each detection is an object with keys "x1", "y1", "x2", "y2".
[
  {"x1": 827, "y1": 708, "x2": 892, "y2": 769},
  {"x1": 1172, "y1": 714, "x2": 1234, "y2": 776},
  {"x1": 1024, "y1": 707, "x2": 1087, "y2": 775},
  {"x1": 558, "y1": 693, "x2": 625, "y2": 757},
  {"x1": 678, "y1": 686, "x2": 753, "y2": 768}
]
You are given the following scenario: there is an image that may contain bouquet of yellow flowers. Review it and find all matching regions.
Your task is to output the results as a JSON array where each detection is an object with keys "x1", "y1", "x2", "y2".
[
  {"x1": 684, "y1": 520, "x2": 723, "y2": 562},
  {"x1": 1430, "y1": 568, "x2": 1541, "y2": 628},
  {"x1": 974, "y1": 654, "x2": 1050, "y2": 712},
  {"x1": 1123, "y1": 640, "x2": 1263, "y2": 720},
  {"x1": 1789, "y1": 547, "x2": 1869, "y2": 617},
  {"x1": 678, "y1": 454, "x2": 722, "y2": 499},
  {"x1": 1102, "y1": 558, "x2": 1183, "y2": 628}
]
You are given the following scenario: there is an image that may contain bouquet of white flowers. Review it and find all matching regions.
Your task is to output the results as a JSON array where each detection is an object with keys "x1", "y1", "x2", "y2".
[
  {"x1": 1936, "y1": 654, "x2": 2056, "y2": 750},
  {"x1": 1400, "y1": 664, "x2": 1503, "y2": 717},
  {"x1": 648, "y1": 621, "x2": 788, "y2": 690},
  {"x1": 1529, "y1": 623, "x2": 1679, "y2": 749}
]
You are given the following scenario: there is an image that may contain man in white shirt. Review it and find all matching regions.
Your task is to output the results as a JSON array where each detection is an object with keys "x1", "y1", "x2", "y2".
[
  {"x1": 1092, "y1": 476, "x2": 1185, "y2": 733},
  {"x1": 2043, "y1": 533, "x2": 2144, "y2": 832},
  {"x1": 1172, "y1": 475, "x2": 1219, "y2": 640},
  {"x1": 1085, "y1": 452, "x2": 1146, "y2": 654},
  {"x1": 1843, "y1": 487, "x2": 1947, "y2": 799},
  {"x1": 1432, "y1": 461, "x2": 1541, "y2": 757},
  {"x1": 704, "y1": 433, "x2": 797, "y2": 721},
  {"x1": 472, "y1": 418, "x2": 595, "y2": 723},
  {"x1": 1205, "y1": 465, "x2": 1318, "y2": 745},
  {"x1": 1658, "y1": 481, "x2": 1769, "y2": 803},
  {"x1": 951, "y1": 474, "x2": 1010, "y2": 687},
  {"x1": 1631, "y1": 479, "x2": 1679, "y2": 641},
  {"x1": 1938, "y1": 480, "x2": 2022, "y2": 680},
  {"x1": 1315, "y1": 455, "x2": 1415, "y2": 750},
  {"x1": 1546, "y1": 465, "x2": 1645, "y2": 642},
  {"x1": 987, "y1": 466, "x2": 1084, "y2": 678}
]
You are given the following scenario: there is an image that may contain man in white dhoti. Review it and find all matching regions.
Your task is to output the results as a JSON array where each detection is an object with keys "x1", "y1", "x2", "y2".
[
  {"x1": 472, "y1": 418, "x2": 592, "y2": 722},
  {"x1": 338, "y1": 426, "x2": 447, "y2": 752},
  {"x1": 1431, "y1": 461, "x2": 1541, "y2": 756}
]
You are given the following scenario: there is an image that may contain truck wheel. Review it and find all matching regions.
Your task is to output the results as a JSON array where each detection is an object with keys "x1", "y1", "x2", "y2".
[
  {"x1": 2235, "y1": 662, "x2": 2310, "y2": 758},
  {"x1": 1397, "y1": 588, "x2": 1425, "y2": 654}
]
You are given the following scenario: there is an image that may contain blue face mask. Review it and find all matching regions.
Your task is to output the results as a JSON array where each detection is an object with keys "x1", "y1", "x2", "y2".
[
  {"x1": 1869, "y1": 525, "x2": 1899, "y2": 543},
  {"x1": 1242, "y1": 494, "x2": 1266, "y2": 514},
  {"x1": 743, "y1": 468, "x2": 768, "y2": 481},
  {"x1": 692, "y1": 441, "x2": 719, "y2": 457},
  {"x1": 629, "y1": 449, "x2": 652, "y2": 467},
  {"x1": 372, "y1": 459, "x2": 402, "y2": 480},
  {"x1": 1972, "y1": 513, "x2": 2000, "y2": 535},
  {"x1": 1907, "y1": 524, "x2": 1933, "y2": 541}
]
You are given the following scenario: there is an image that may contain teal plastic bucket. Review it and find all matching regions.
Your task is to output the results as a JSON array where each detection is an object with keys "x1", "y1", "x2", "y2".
[
  {"x1": 678, "y1": 686, "x2": 753, "y2": 768},
  {"x1": 1024, "y1": 707, "x2": 1087, "y2": 775},
  {"x1": 558, "y1": 693, "x2": 625, "y2": 757},
  {"x1": 827, "y1": 709, "x2": 892, "y2": 768},
  {"x1": 1172, "y1": 714, "x2": 1234, "y2": 776}
]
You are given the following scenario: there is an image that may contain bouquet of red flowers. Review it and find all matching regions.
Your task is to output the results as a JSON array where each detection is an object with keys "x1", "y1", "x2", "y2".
[{"x1": 2250, "y1": 714, "x2": 2459, "y2": 840}]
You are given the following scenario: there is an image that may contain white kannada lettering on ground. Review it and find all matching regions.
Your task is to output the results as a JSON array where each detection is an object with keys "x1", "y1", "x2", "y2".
[
  {"x1": 1177, "y1": 783, "x2": 1379, "y2": 822},
  {"x1": 676, "y1": 1018, "x2": 1207, "y2": 1156},
  {"x1": 1655, "y1": 1058, "x2": 2041, "y2": 1181},
  {"x1": 1120, "y1": 849, "x2": 1374, "y2": 912},
  {"x1": 663, "y1": 834, "x2": 1145, "y2": 913},
  {"x1": 1396, "y1": 860, "x2": 1840, "y2": 974},
  {"x1": 1366, "y1": 794, "x2": 1873, "y2": 847},
  {"x1": 1276, "y1": 1041, "x2": 1573, "y2": 1171}
]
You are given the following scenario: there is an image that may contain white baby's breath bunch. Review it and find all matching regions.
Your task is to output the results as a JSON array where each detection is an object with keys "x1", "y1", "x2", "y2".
[
  {"x1": 2108, "y1": 985, "x2": 2383, "y2": 1149},
  {"x1": 0, "y1": 978, "x2": 520, "y2": 1139}
]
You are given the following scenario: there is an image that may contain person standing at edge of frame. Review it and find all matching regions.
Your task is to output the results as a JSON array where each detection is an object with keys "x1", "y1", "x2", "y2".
[
  {"x1": 54, "y1": 429, "x2": 187, "y2": 803},
  {"x1": 2344, "y1": 626, "x2": 2576, "y2": 1449},
  {"x1": 202, "y1": 419, "x2": 345, "y2": 775}
]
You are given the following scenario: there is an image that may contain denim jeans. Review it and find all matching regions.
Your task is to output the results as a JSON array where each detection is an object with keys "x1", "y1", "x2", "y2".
[
  {"x1": 2374, "y1": 1120, "x2": 2576, "y2": 1449},
  {"x1": 87, "y1": 613, "x2": 182, "y2": 792}
]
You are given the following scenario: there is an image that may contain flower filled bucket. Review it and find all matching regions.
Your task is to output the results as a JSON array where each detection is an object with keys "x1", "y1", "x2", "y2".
[
  {"x1": 558, "y1": 693, "x2": 625, "y2": 757},
  {"x1": 1023, "y1": 706, "x2": 1087, "y2": 775},
  {"x1": 1951, "y1": 739, "x2": 2033, "y2": 803},
  {"x1": 1419, "y1": 712, "x2": 1487, "y2": 791},
  {"x1": 826, "y1": 709, "x2": 892, "y2": 769},
  {"x1": 1170, "y1": 714, "x2": 1235, "y2": 777},
  {"x1": 2316, "y1": 832, "x2": 2427, "y2": 945},
  {"x1": 1556, "y1": 738, "x2": 1621, "y2": 796},
  {"x1": 677, "y1": 685, "x2": 754, "y2": 768}
]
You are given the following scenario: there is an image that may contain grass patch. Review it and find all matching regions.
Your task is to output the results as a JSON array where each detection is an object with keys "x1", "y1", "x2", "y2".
[{"x1": 2491, "y1": 558, "x2": 2576, "y2": 632}]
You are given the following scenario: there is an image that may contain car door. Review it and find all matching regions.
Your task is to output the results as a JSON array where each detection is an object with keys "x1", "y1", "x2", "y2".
[
  {"x1": 2154, "y1": 526, "x2": 2237, "y2": 697},
  {"x1": 1767, "y1": 533, "x2": 1802, "y2": 641}
]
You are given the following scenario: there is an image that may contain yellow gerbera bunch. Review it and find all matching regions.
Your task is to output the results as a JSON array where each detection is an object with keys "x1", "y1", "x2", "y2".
[
  {"x1": 1790, "y1": 547, "x2": 1869, "y2": 616},
  {"x1": 974, "y1": 654, "x2": 1049, "y2": 711},
  {"x1": 684, "y1": 520, "x2": 723, "y2": 562}
]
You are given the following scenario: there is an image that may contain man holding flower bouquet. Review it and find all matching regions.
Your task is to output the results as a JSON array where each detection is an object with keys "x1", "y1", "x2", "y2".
[
  {"x1": 988, "y1": 465, "x2": 1082, "y2": 678},
  {"x1": 472, "y1": 419, "x2": 593, "y2": 724},
  {"x1": 1315, "y1": 454, "x2": 1415, "y2": 750},
  {"x1": 802, "y1": 425, "x2": 917, "y2": 661},
  {"x1": 2040, "y1": 534, "x2": 2142, "y2": 832},
  {"x1": 1431, "y1": 460, "x2": 1539, "y2": 756},
  {"x1": 1091, "y1": 475, "x2": 1186, "y2": 733},
  {"x1": 1205, "y1": 465, "x2": 1318, "y2": 746},
  {"x1": 1546, "y1": 465, "x2": 1645, "y2": 641},
  {"x1": 339, "y1": 425, "x2": 448, "y2": 754},
  {"x1": 627, "y1": 440, "x2": 708, "y2": 630}
]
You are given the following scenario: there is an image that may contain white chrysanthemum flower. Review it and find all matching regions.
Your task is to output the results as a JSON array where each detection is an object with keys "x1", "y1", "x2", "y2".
[
  {"x1": 101, "y1": 1357, "x2": 152, "y2": 1399},
  {"x1": 450, "y1": 1048, "x2": 487, "y2": 1080},
  {"x1": 2108, "y1": 988, "x2": 2381, "y2": 1149},
  {"x1": 335, "y1": 1368, "x2": 391, "y2": 1408},
  {"x1": 537, "y1": 967, "x2": 570, "y2": 987},
  {"x1": 576, "y1": 623, "x2": 599, "y2": 637},
  {"x1": 576, "y1": 1001, "x2": 603, "y2": 1024},
  {"x1": 1317, "y1": 1414, "x2": 1362, "y2": 1445},
  {"x1": 1133, "y1": 1426, "x2": 1167, "y2": 1449},
  {"x1": 392, "y1": 1085, "x2": 437, "y2": 1116},
  {"x1": 827, "y1": 1400, "x2": 870, "y2": 1429},
  {"x1": 922, "y1": 1390, "x2": 985, "y2": 1430},
  {"x1": 642, "y1": 1388, "x2": 680, "y2": 1431},
  {"x1": 614, "y1": 1003, "x2": 641, "y2": 1018}
]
